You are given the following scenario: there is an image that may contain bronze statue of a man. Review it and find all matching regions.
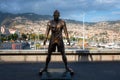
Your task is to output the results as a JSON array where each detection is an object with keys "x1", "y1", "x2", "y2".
[{"x1": 39, "y1": 10, "x2": 73, "y2": 75}]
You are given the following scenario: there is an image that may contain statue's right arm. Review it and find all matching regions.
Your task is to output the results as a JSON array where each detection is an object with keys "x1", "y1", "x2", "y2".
[{"x1": 44, "y1": 22, "x2": 50, "y2": 45}]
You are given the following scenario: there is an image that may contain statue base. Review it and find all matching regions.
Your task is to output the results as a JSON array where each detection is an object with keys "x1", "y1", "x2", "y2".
[{"x1": 40, "y1": 68, "x2": 72, "y2": 80}]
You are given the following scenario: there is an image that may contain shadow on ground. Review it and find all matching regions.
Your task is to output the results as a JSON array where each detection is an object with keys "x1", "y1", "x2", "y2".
[{"x1": 0, "y1": 61, "x2": 120, "y2": 80}]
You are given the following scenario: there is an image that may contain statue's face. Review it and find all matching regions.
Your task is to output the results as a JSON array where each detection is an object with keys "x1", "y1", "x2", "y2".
[{"x1": 53, "y1": 12, "x2": 60, "y2": 21}]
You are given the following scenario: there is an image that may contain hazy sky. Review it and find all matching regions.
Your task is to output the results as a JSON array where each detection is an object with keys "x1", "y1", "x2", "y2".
[{"x1": 0, "y1": 0, "x2": 120, "y2": 22}]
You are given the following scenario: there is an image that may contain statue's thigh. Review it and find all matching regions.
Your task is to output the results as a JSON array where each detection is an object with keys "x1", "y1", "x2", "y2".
[{"x1": 48, "y1": 44, "x2": 56, "y2": 52}]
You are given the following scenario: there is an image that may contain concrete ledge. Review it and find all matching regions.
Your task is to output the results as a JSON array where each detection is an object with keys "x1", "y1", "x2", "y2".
[{"x1": 0, "y1": 50, "x2": 120, "y2": 62}]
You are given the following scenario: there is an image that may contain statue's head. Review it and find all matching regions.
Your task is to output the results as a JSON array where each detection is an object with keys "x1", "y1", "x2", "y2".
[{"x1": 53, "y1": 10, "x2": 60, "y2": 21}]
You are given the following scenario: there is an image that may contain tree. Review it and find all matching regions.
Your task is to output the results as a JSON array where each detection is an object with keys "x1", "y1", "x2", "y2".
[
  {"x1": 39, "y1": 34, "x2": 45, "y2": 40},
  {"x1": 31, "y1": 33, "x2": 36, "y2": 40},
  {"x1": 21, "y1": 33, "x2": 27, "y2": 40},
  {"x1": 13, "y1": 33, "x2": 18, "y2": 40},
  {"x1": 70, "y1": 36, "x2": 76, "y2": 41},
  {"x1": 8, "y1": 34, "x2": 13, "y2": 40}
]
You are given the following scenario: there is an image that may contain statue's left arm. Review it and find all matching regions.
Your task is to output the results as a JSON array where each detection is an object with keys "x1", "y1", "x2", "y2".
[{"x1": 63, "y1": 21, "x2": 70, "y2": 45}]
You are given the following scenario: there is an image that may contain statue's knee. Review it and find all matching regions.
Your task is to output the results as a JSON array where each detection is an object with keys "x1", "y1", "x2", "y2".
[
  {"x1": 62, "y1": 54, "x2": 66, "y2": 57},
  {"x1": 46, "y1": 55, "x2": 51, "y2": 60},
  {"x1": 62, "y1": 55, "x2": 67, "y2": 60}
]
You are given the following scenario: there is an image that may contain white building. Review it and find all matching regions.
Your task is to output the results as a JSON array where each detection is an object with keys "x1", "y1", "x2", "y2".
[{"x1": 1, "y1": 25, "x2": 17, "y2": 35}]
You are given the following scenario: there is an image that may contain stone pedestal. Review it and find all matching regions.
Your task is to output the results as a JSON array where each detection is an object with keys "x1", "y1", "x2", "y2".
[{"x1": 40, "y1": 68, "x2": 72, "y2": 80}]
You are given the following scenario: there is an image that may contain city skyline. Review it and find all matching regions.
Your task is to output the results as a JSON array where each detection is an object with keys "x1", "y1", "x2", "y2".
[{"x1": 0, "y1": 0, "x2": 120, "y2": 22}]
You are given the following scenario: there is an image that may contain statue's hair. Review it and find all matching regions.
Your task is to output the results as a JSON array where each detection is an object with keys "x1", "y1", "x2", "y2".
[{"x1": 53, "y1": 10, "x2": 60, "y2": 16}]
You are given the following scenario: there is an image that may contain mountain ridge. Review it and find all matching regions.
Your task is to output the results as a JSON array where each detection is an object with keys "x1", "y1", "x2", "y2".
[{"x1": 1, "y1": 11, "x2": 120, "y2": 26}]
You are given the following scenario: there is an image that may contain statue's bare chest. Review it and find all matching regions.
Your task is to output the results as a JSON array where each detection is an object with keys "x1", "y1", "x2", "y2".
[{"x1": 50, "y1": 22, "x2": 63, "y2": 32}]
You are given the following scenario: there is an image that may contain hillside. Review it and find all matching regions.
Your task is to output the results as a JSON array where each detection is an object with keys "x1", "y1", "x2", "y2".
[
  {"x1": 0, "y1": 12, "x2": 52, "y2": 27},
  {"x1": 0, "y1": 12, "x2": 120, "y2": 43}
]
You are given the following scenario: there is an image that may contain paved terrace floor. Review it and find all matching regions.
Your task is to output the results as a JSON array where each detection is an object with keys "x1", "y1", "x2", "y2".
[{"x1": 0, "y1": 61, "x2": 120, "y2": 80}]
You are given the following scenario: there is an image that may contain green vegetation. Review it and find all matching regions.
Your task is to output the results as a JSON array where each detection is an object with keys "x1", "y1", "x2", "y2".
[
  {"x1": 21, "y1": 33, "x2": 27, "y2": 40},
  {"x1": 0, "y1": 33, "x2": 18, "y2": 42},
  {"x1": 0, "y1": 33, "x2": 47, "y2": 42}
]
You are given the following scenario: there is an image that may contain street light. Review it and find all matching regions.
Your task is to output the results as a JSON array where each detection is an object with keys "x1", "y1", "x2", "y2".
[
  {"x1": 0, "y1": 25, "x2": 1, "y2": 45},
  {"x1": 82, "y1": 13, "x2": 85, "y2": 50}
]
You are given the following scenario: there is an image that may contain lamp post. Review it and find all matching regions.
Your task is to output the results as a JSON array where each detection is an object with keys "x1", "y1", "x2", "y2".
[
  {"x1": 0, "y1": 26, "x2": 1, "y2": 45},
  {"x1": 82, "y1": 13, "x2": 85, "y2": 50}
]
